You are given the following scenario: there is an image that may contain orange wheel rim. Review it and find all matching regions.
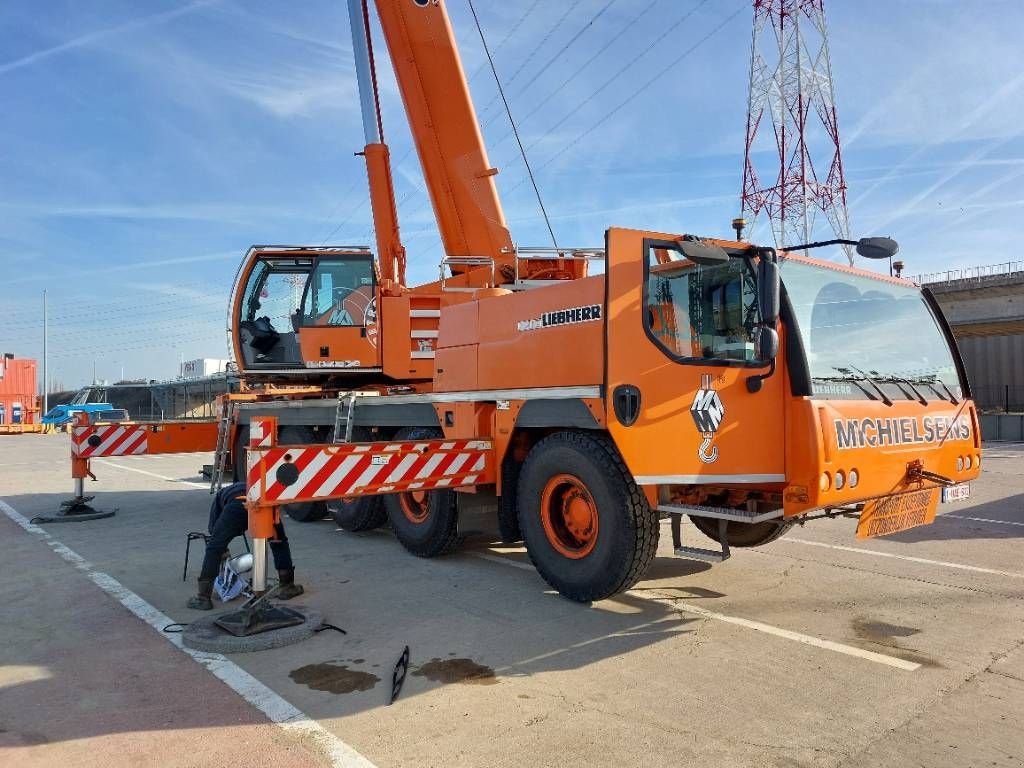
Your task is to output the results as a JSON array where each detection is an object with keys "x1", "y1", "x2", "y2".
[
  {"x1": 399, "y1": 490, "x2": 429, "y2": 523},
  {"x1": 540, "y1": 474, "x2": 598, "y2": 559}
]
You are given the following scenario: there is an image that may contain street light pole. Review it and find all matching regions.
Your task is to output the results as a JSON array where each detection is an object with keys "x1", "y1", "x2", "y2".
[{"x1": 42, "y1": 289, "x2": 48, "y2": 416}]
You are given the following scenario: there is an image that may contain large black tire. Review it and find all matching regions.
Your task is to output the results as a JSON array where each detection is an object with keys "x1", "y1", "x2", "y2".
[
  {"x1": 231, "y1": 425, "x2": 249, "y2": 483},
  {"x1": 383, "y1": 427, "x2": 459, "y2": 557},
  {"x1": 690, "y1": 514, "x2": 793, "y2": 547},
  {"x1": 328, "y1": 428, "x2": 386, "y2": 532},
  {"x1": 497, "y1": 452, "x2": 522, "y2": 543},
  {"x1": 277, "y1": 425, "x2": 329, "y2": 523},
  {"x1": 517, "y1": 431, "x2": 659, "y2": 603}
]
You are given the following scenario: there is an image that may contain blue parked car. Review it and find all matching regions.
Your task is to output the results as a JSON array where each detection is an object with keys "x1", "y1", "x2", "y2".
[{"x1": 41, "y1": 403, "x2": 117, "y2": 426}]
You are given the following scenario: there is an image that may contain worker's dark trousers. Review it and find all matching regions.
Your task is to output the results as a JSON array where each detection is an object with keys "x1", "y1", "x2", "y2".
[{"x1": 199, "y1": 499, "x2": 294, "y2": 581}]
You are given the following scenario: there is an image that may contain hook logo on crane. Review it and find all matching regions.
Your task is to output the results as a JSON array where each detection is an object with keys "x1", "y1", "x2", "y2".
[{"x1": 690, "y1": 374, "x2": 725, "y2": 464}]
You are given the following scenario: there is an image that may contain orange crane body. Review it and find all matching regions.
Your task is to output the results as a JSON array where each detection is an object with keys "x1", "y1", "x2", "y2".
[{"x1": 69, "y1": 0, "x2": 982, "y2": 601}]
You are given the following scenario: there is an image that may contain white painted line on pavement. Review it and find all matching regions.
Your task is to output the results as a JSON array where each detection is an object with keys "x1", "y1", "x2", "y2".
[
  {"x1": 782, "y1": 538, "x2": 1024, "y2": 579},
  {"x1": 471, "y1": 551, "x2": 535, "y2": 571},
  {"x1": 941, "y1": 514, "x2": 1024, "y2": 528},
  {"x1": 0, "y1": 498, "x2": 377, "y2": 768},
  {"x1": 646, "y1": 596, "x2": 920, "y2": 671},
  {"x1": 469, "y1": 552, "x2": 920, "y2": 671},
  {"x1": 93, "y1": 458, "x2": 209, "y2": 488}
]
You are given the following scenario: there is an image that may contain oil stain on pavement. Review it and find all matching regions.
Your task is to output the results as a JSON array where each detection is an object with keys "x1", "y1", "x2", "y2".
[
  {"x1": 289, "y1": 663, "x2": 380, "y2": 694},
  {"x1": 412, "y1": 657, "x2": 498, "y2": 685},
  {"x1": 852, "y1": 617, "x2": 944, "y2": 669}
]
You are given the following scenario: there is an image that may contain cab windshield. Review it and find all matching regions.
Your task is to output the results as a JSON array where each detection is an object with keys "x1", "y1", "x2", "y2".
[{"x1": 781, "y1": 260, "x2": 964, "y2": 402}]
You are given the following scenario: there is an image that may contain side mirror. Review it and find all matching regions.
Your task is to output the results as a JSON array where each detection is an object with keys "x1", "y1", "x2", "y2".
[
  {"x1": 856, "y1": 237, "x2": 899, "y2": 261},
  {"x1": 757, "y1": 326, "x2": 779, "y2": 361},
  {"x1": 679, "y1": 240, "x2": 729, "y2": 265},
  {"x1": 757, "y1": 250, "x2": 780, "y2": 326}
]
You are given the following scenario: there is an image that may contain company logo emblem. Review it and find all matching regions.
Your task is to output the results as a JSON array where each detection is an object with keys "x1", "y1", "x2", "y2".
[
  {"x1": 691, "y1": 374, "x2": 724, "y2": 463},
  {"x1": 516, "y1": 304, "x2": 602, "y2": 332}
]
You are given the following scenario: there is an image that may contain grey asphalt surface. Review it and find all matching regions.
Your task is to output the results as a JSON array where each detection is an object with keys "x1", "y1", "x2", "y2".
[{"x1": 1, "y1": 435, "x2": 1022, "y2": 767}]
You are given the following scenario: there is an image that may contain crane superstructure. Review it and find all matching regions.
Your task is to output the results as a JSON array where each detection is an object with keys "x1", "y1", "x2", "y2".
[{"x1": 67, "y1": 0, "x2": 981, "y2": 603}]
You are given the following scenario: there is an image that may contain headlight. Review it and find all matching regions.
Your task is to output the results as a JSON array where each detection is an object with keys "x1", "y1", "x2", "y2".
[
  {"x1": 848, "y1": 468, "x2": 859, "y2": 488},
  {"x1": 956, "y1": 456, "x2": 964, "y2": 472},
  {"x1": 835, "y1": 470, "x2": 845, "y2": 490}
]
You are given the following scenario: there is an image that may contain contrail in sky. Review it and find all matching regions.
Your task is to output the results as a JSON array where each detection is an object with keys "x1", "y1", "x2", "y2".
[{"x1": 0, "y1": 0, "x2": 218, "y2": 76}]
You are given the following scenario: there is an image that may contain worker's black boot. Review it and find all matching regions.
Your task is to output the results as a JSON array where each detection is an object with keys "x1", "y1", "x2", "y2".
[
  {"x1": 187, "y1": 578, "x2": 214, "y2": 610},
  {"x1": 276, "y1": 569, "x2": 304, "y2": 600}
]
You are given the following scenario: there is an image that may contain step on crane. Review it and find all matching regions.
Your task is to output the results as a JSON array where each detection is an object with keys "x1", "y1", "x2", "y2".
[{"x1": 68, "y1": 0, "x2": 981, "y2": 603}]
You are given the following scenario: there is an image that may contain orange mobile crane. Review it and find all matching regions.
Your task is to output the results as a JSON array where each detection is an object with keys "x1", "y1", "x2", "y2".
[{"x1": 70, "y1": 0, "x2": 980, "y2": 602}]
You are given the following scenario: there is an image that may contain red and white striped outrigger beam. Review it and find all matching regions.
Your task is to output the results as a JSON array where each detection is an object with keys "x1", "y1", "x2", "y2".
[
  {"x1": 72, "y1": 423, "x2": 149, "y2": 458},
  {"x1": 246, "y1": 417, "x2": 495, "y2": 505}
]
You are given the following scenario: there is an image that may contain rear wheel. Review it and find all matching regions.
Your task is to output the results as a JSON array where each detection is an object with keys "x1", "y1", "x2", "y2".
[
  {"x1": 497, "y1": 453, "x2": 522, "y2": 543},
  {"x1": 690, "y1": 514, "x2": 793, "y2": 547},
  {"x1": 517, "y1": 431, "x2": 658, "y2": 602},
  {"x1": 277, "y1": 425, "x2": 329, "y2": 523},
  {"x1": 384, "y1": 427, "x2": 459, "y2": 557},
  {"x1": 231, "y1": 425, "x2": 249, "y2": 483},
  {"x1": 329, "y1": 428, "x2": 386, "y2": 531}
]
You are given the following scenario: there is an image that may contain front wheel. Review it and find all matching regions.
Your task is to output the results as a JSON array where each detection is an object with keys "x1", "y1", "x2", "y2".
[
  {"x1": 690, "y1": 515, "x2": 793, "y2": 547},
  {"x1": 383, "y1": 427, "x2": 459, "y2": 557},
  {"x1": 517, "y1": 431, "x2": 659, "y2": 602}
]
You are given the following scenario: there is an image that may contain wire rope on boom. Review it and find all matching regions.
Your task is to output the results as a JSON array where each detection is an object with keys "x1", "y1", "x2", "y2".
[{"x1": 466, "y1": 0, "x2": 558, "y2": 250}]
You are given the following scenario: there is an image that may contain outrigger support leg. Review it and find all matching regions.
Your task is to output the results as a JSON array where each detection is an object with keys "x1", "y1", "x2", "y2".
[
  {"x1": 36, "y1": 459, "x2": 116, "y2": 524},
  {"x1": 214, "y1": 505, "x2": 304, "y2": 637}
]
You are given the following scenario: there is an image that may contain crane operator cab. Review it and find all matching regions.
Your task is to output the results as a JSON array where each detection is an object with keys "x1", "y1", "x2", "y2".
[{"x1": 233, "y1": 246, "x2": 380, "y2": 376}]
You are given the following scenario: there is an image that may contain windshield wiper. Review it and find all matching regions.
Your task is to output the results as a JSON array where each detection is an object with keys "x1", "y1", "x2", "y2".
[
  {"x1": 868, "y1": 370, "x2": 927, "y2": 406},
  {"x1": 820, "y1": 371, "x2": 881, "y2": 403},
  {"x1": 833, "y1": 366, "x2": 894, "y2": 406},
  {"x1": 911, "y1": 375, "x2": 959, "y2": 405}
]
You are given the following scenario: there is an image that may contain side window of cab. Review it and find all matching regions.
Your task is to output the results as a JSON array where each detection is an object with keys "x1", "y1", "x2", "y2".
[
  {"x1": 302, "y1": 258, "x2": 375, "y2": 327},
  {"x1": 644, "y1": 242, "x2": 761, "y2": 364}
]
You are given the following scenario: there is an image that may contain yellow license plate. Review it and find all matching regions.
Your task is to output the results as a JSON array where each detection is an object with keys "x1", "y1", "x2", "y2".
[{"x1": 857, "y1": 489, "x2": 939, "y2": 539}]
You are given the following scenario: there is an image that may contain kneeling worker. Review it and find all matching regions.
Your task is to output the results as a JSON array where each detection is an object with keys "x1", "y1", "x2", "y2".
[{"x1": 188, "y1": 481, "x2": 304, "y2": 610}]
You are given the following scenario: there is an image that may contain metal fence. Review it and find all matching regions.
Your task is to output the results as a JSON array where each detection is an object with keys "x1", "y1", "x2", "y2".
[
  {"x1": 912, "y1": 260, "x2": 1024, "y2": 286},
  {"x1": 972, "y1": 384, "x2": 1024, "y2": 414}
]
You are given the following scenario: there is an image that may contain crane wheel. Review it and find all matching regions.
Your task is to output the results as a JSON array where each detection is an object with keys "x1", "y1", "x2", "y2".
[
  {"x1": 328, "y1": 428, "x2": 386, "y2": 532},
  {"x1": 497, "y1": 453, "x2": 522, "y2": 543},
  {"x1": 517, "y1": 431, "x2": 659, "y2": 602},
  {"x1": 690, "y1": 514, "x2": 793, "y2": 547},
  {"x1": 384, "y1": 427, "x2": 459, "y2": 557},
  {"x1": 231, "y1": 425, "x2": 249, "y2": 483},
  {"x1": 277, "y1": 426, "x2": 329, "y2": 523}
]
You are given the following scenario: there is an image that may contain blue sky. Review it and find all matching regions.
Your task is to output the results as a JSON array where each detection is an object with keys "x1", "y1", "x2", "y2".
[{"x1": 3, "y1": 0, "x2": 1022, "y2": 388}]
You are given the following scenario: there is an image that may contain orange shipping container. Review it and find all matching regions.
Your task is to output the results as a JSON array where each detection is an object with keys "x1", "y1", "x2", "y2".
[{"x1": 0, "y1": 357, "x2": 38, "y2": 424}]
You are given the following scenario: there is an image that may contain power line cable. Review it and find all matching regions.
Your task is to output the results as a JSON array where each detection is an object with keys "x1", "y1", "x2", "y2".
[
  {"x1": 520, "y1": 0, "x2": 713, "y2": 160},
  {"x1": 475, "y1": 0, "x2": 585, "y2": 121},
  {"x1": 467, "y1": 0, "x2": 558, "y2": 248},
  {"x1": 500, "y1": 2, "x2": 744, "y2": 199},
  {"x1": 485, "y1": 0, "x2": 661, "y2": 155},
  {"x1": 479, "y1": 0, "x2": 620, "y2": 134}
]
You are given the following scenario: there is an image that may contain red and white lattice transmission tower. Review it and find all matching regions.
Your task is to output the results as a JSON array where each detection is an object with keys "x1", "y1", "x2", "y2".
[{"x1": 740, "y1": 0, "x2": 853, "y2": 263}]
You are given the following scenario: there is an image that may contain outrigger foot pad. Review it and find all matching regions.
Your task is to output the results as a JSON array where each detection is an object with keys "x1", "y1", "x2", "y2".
[
  {"x1": 31, "y1": 497, "x2": 117, "y2": 524},
  {"x1": 214, "y1": 588, "x2": 305, "y2": 637}
]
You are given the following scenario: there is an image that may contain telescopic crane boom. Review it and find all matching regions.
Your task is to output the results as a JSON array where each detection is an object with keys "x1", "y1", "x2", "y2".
[{"x1": 349, "y1": 0, "x2": 514, "y2": 288}]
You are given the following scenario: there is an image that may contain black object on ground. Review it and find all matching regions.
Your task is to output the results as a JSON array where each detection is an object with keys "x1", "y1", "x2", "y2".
[
  {"x1": 214, "y1": 588, "x2": 305, "y2": 637},
  {"x1": 390, "y1": 645, "x2": 410, "y2": 705},
  {"x1": 31, "y1": 495, "x2": 116, "y2": 524}
]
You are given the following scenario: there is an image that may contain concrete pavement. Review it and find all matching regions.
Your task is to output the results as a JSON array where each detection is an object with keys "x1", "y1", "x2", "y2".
[{"x1": 1, "y1": 434, "x2": 1022, "y2": 767}]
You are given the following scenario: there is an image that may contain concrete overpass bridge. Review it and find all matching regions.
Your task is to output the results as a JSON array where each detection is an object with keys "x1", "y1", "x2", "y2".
[{"x1": 914, "y1": 261, "x2": 1024, "y2": 413}]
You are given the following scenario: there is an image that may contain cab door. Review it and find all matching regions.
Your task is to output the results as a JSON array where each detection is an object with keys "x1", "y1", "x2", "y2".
[
  {"x1": 297, "y1": 256, "x2": 381, "y2": 371},
  {"x1": 604, "y1": 227, "x2": 786, "y2": 486}
]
